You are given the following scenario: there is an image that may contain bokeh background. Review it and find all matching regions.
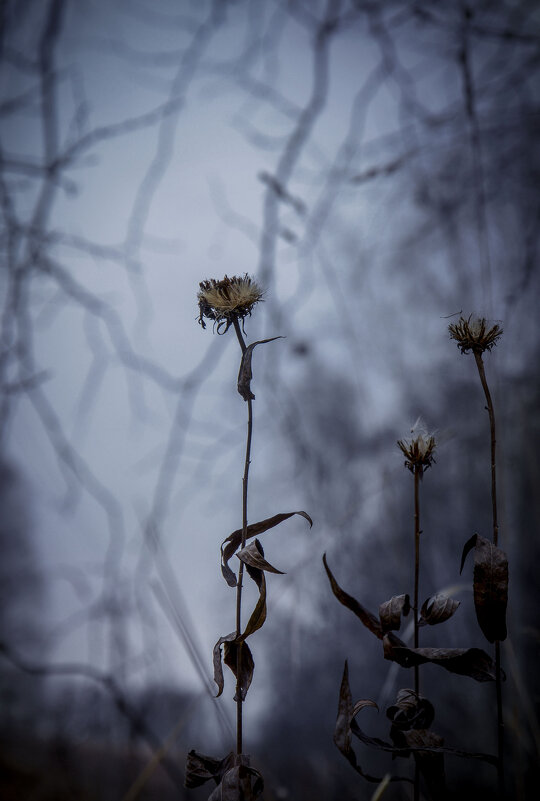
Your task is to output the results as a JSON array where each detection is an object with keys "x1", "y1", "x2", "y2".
[{"x1": 1, "y1": 0, "x2": 539, "y2": 798}]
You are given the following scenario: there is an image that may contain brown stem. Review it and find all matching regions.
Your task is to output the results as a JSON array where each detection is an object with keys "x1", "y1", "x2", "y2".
[
  {"x1": 473, "y1": 351, "x2": 498, "y2": 546},
  {"x1": 413, "y1": 469, "x2": 420, "y2": 695},
  {"x1": 413, "y1": 468, "x2": 420, "y2": 801},
  {"x1": 232, "y1": 317, "x2": 252, "y2": 756},
  {"x1": 473, "y1": 349, "x2": 504, "y2": 796}
]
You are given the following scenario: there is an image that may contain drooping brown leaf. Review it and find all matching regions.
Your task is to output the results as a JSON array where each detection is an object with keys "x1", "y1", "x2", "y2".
[
  {"x1": 224, "y1": 640, "x2": 254, "y2": 702},
  {"x1": 221, "y1": 511, "x2": 312, "y2": 587},
  {"x1": 379, "y1": 594, "x2": 410, "y2": 633},
  {"x1": 334, "y1": 662, "x2": 409, "y2": 784},
  {"x1": 323, "y1": 554, "x2": 383, "y2": 639},
  {"x1": 240, "y1": 569, "x2": 266, "y2": 641},
  {"x1": 237, "y1": 337, "x2": 283, "y2": 401},
  {"x1": 236, "y1": 540, "x2": 283, "y2": 641},
  {"x1": 213, "y1": 632, "x2": 237, "y2": 697},
  {"x1": 386, "y1": 689, "x2": 434, "y2": 731},
  {"x1": 237, "y1": 539, "x2": 285, "y2": 574},
  {"x1": 383, "y1": 635, "x2": 502, "y2": 682},
  {"x1": 353, "y1": 720, "x2": 496, "y2": 765},
  {"x1": 185, "y1": 750, "x2": 234, "y2": 789},
  {"x1": 208, "y1": 756, "x2": 264, "y2": 801},
  {"x1": 460, "y1": 533, "x2": 508, "y2": 643},
  {"x1": 419, "y1": 594, "x2": 460, "y2": 627}
]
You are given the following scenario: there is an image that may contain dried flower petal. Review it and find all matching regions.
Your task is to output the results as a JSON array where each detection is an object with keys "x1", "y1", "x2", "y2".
[
  {"x1": 198, "y1": 274, "x2": 263, "y2": 332},
  {"x1": 448, "y1": 315, "x2": 502, "y2": 355}
]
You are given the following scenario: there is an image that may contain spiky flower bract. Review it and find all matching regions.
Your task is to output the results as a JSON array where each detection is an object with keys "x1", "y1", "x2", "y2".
[
  {"x1": 397, "y1": 421, "x2": 436, "y2": 477},
  {"x1": 197, "y1": 274, "x2": 263, "y2": 332},
  {"x1": 448, "y1": 315, "x2": 502, "y2": 355}
]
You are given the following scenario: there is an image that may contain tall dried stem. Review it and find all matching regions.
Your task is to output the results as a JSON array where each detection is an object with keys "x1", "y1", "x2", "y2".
[
  {"x1": 413, "y1": 468, "x2": 420, "y2": 695},
  {"x1": 473, "y1": 350, "x2": 504, "y2": 796},
  {"x1": 413, "y1": 468, "x2": 421, "y2": 801},
  {"x1": 232, "y1": 316, "x2": 251, "y2": 756}
]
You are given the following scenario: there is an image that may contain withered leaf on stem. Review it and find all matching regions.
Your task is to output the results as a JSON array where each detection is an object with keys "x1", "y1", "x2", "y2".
[
  {"x1": 185, "y1": 750, "x2": 234, "y2": 789},
  {"x1": 236, "y1": 539, "x2": 286, "y2": 641},
  {"x1": 334, "y1": 661, "x2": 408, "y2": 784},
  {"x1": 237, "y1": 538, "x2": 284, "y2": 574},
  {"x1": 237, "y1": 337, "x2": 283, "y2": 401},
  {"x1": 323, "y1": 554, "x2": 383, "y2": 639},
  {"x1": 221, "y1": 511, "x2": 312, "y2": 587},
  {"x1": 208, "y1": 758, "x2": 264, "y2": 801},
  {"x1": 419, "y1": 594, "x2": 460, "y2": 627},
  {"x1": 379, "y1": 594, "x2": 410, "y2": 633},
  {"x1": 213, "y1": 632, "x2": 237, "y2": 697},
  {"x1": 351, "y1": 720, "x2": 497, "y2": 764},
  {"x1": 383, "y1": 635, "x2": 503, "y2": 682},
  {"x1": 224, "y1": 640, "x2": 254, "y2": 702},
  {"x1": 460, "y1": 533, "x2": 508, "y2": 643},
  {"x1": 240, "y1": 570, "x2": 267, "y2": 641},
  {"x1": 386, "y1": 689, "x2": 434, "y2": 731}
]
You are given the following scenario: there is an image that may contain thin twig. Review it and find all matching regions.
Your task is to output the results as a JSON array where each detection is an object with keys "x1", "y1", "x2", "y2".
[
  {"x1": 473, "y1": 349, "x2": 504, "y2": 797},
  {"x1": 473, "y1": 351, "x2": 498, "y2": 547}
]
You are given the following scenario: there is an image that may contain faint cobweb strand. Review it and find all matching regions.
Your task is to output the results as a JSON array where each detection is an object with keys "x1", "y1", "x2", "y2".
[
  {"x1": 472, "y1": 349, "x2": 504, "y2": 796},
  {"x1": 232, "y1": 316, "x2": 252, "y2": 757}
]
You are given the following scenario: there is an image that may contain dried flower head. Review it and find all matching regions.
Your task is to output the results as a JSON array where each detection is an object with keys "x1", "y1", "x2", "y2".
[
  {"x1": 197, "y1": 274, "x2": 263, "y2": 332},
  {"x1": 448, "y1": 315, "x2": 502, "y2": 355},
  {"x1": 397, "y1": 420, "x2": 436, "y2": 477}
]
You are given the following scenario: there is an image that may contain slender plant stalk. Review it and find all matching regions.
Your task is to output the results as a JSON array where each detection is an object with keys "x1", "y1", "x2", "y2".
[
  {"x1": 413, "y1": 468, "x2": 421, "y2": 801},
  {"x1": 232, "y1": 317, "x2": 251, "y2": 756},
  {"x1": 473, "y1": 352, "x2": 499, "y2": 547},
  {"x1": 413, "y1": 468, "x2": 420, "y2": 694},
  {"x1": 473, "y1": 349, "x2": 504, "y2": 796}
]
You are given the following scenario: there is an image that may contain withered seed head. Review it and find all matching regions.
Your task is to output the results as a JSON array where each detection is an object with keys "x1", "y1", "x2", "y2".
[
  {"x1": 448, "y1": 315, "x2": 502, "y2": 355},
  {"x1": 397, "y1": 422, "x2": 436, "y2": 477},
  {"x1": 197, "y1": 274, "x2": 263, "y2": 332}
]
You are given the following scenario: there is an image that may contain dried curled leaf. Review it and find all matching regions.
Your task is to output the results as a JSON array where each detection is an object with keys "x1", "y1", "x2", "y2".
[
  {"x1": 241, "y1": 570, "x2": 267, "y2": 641},
  {"x1": 383, "y1": 635, "x2": 503, "y2": 682},
  {"x1": 386, "y1": 689, "x2": 434, "y2": 731},
  {"x1": 237, "y1": 541, "x2": 270, "y2": 641},
  {"x1": 379, "y1": 594, "x2": 410, "y2": 633},
  {"x1": 334, "y1": 662, "x2": 409, "y2": 784},
  {"x1": 323, "y1": 554, "x2": 383, "y2": 639},
  {"x1": 208, "y1": 756, "x2": 264, "y2": 801},
  {"x1": 419, "y1": 594, "x2": 460, "y2": 627},
  {"x1": 213, "y1": 632, "x2": 237, "y2": 697},
  {"x1": 352, "y1": 720, "x2": 496, "y2": 764},
  {"x1": 237, "y1": 337, "x2": 283, "y2": 401},
  {"x1": 213, "y1": 631, "x2": 255, "y2": 701},
  {"x1": 221, "y1": 511, "x2": 312, "y2": 587},
  {"x1": 225, "y1": 640, "x2": 254, "y2": 702},
  {"x1": 336, "y1": 666, "x2": 495, "y2": 789},
  {"x1": 461, "y1": 533, "x2": 508, "y2": 643},
  {"x1": 237, "y1": 539, "x2": 284, "y2": 574},
  {"x1": 185, "y1": 750, "x2": 234, "y2": 789}
]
